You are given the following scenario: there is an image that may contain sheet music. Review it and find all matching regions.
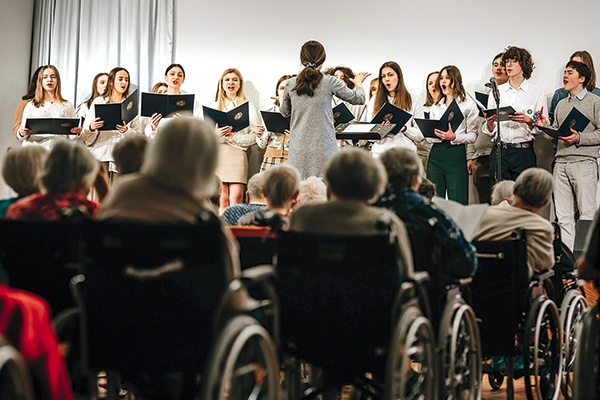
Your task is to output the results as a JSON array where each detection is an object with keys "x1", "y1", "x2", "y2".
[{"x1": 343, "y1": 123, "x2": 376, "y2": 133}]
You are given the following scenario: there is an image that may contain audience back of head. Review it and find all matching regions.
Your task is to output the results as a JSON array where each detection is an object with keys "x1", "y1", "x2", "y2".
[
  {"x1": 513, "y1": 168, "x2": 553, "y2": 209},
  {"x1": 112, "y1": 133, "x2": 149, "y2": 175},
  {"x1": 43, "y1": 140, "x2": 99, "y2": 195},
  {"x1": 246, "y1": 172, "x2": 266, "y2": 203},
  {"x1": 379, "y1": 147, "x2": 423, "y2": 188},
  {"x1": 490, "y1": 180, "x2": 515, "y2": 205},
  {"x1": 262, "y1": 164, "x2": 301, "y2": 209},
  {"x1": 326, "y1": 148, "x2": 386, "y2": 202},
  {"x1": 298, "y1": 176, "x2": 327, "y2": 205},
  {"x1": 2, "y1": 146, "x2": 48, "y2": 196}
]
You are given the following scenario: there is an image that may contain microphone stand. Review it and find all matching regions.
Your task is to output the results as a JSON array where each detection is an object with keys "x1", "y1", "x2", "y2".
[{"x1": 493, "y1": 89, "x2": 503, "y2": 184}]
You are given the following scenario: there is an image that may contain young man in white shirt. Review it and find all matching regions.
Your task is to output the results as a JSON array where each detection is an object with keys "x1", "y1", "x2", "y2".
[{"x1": 483, "y1": 46, "x2": 548, "y2": 185}]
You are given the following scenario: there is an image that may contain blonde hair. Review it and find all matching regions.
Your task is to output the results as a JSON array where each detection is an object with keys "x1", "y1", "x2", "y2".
[
  {"x1": 215, "y1": 68, "x2": 247, "y2": 110},
  {"x1": 2, "y1": 146, "x2": 48, "y2": 196},
  {"x1": 42, "y1": 140, "x2": 99, "y2": 194},
  {"x1": 142, "y1": 118, "x2": 219, "y2": 198}
]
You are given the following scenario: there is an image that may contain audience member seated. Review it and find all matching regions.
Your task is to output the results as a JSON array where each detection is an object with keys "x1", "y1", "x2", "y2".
[
  {"x1": 373, "y1": 147, "x2": 476, "y2": 323},
  {"x1": 221, "y1": 172, "x2": 267, "y2": 226},
  {"x1": 96, "y1": 117, "x2": 240, "y2": 280},
  {"x1": 6, "y1": 140, "x2": 99, "y2": 220},
  {"x1": 417, "y1": 177, "x2": 436, "y2": 200},
  {"x1": 238, "y1": 164, "x2": 301, "y2": 231},
  {"x1": 0, "y1": 267, "x2": 73, "y2": 400},
  {"x1": 111, "y1": 133, "x2": 148, "y2": 175},
  {"x1": 289, "y1": 147, "x2": 414, "y2": 277},
  {"x1": 490, "y1": 180, "x2": 515, "y2": 205},
  {"x1": 209, "y1": 175, "x2": 223, "y2": 210},
  {"x1": 473, "y1": 168, "x2": 555, "y2": 277},
  {"x1": 296, "y1": 176, "x2": 327, "y2": 208},
  {"x1": 0, "y1": 146, "x2": 48, "y2": 217},
  {"x1": 575, "y1": 208, "x2": 600, "y2": 304}
]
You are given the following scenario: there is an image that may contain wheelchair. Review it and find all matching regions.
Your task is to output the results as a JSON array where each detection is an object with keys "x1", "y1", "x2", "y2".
[
  {"x1": 0, "y1": 335, "x2": 34, "y2": 400},
  {"x1": 67, "y1": 212, "x2": 279, "y2": 399},
  {"x1": 471, "y1": 229, "x2": 562, "y2": 400},
  {"x1": 230, "y1": 225, "x2": 279, "y2": 270},
  {"x1": 244, "y1": 230, "x2": 438, "y2": 400},
  {"x1": 0, "y1": 219, "x2": 82, "y2": 316},
  {"x1": 572, "y1": 301, "x2": 600, "y2": 400}
]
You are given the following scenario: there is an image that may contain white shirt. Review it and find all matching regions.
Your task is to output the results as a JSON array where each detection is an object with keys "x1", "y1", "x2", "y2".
[
  {"x1": 207, "y1": 99, "x2": 262, "y2": 151},
  {"x1": 429, "y1": 96, "x2": 479, "y2": 145},
  {"x1": 81, "y1": 96, "x2": 141, "y2": 169},
  {"x1": 19, "y1": 100, "x2": 77, "y2": 149},
  {"x1": 482, "y1": 80, "x2": 548, "y2": 144}
]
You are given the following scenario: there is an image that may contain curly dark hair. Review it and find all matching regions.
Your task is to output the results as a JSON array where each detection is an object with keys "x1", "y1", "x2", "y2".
[{"x1": 503, "y1": 46, "x2": 535, "y2": 80}]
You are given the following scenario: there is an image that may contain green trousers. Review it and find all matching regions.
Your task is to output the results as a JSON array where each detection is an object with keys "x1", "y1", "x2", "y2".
[{"x1": 427, "y1": 142, "x2": 468, "y2": 205}]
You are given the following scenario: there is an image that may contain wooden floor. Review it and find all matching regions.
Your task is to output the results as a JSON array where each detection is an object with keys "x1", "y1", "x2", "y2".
[{"x1": 481, "y1": 375, "x2": 566, "y2": 400}]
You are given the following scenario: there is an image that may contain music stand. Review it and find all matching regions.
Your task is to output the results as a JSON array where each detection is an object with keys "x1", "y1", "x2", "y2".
[{"x1": 335, "y1": 121, "x2": 396, "y2": 146}]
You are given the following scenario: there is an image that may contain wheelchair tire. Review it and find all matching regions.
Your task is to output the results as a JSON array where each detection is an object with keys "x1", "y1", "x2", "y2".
[
  {"x1": 488, "y1": 371, "x2": 504, "y2": 390},
  {"x1": 559, "y1": 289, "x2": 587, "y2": 400},
  {"x1": 0, "y1": 338, "x2": 34, "y2": 400},
  {"x1": 200, "y1": 315, "x2": 279, "y2": 400},
  {"x1": 438, "y1": 299, "x2": 482, "y2": 400},
  {"x1": 53, "y1": 306, "x2": 87, "y2": 396},
  {"x1": 522, "y1": 296, "x2": 561, "y2": 400},
  {"x1": 384, "y1": 306, "x2": 437, "y2": 400},
  {"x1": 572, "y1": 303, "x2": 600, "y2": 400}
]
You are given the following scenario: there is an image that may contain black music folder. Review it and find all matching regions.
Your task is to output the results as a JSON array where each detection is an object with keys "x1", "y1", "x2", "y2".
[
  {"x1": 414, "y1": 99, "x2": 464, "y2": 138},
  {"x1": 483, "y1": 105, "x2": 516, "y2": 121},
  {"x1": 332, "y1": 103, "x2": 355, "y2": 126},
  {"x1": 94, "y1": 89, "x2": 139, "y2": 130},
  {"x1": 261, "y1": 111, "x2": 289, "y2": 134},
  {"x1": 25, "y1": 118, "x2": 81, "y2": 135},
  {"x1": 370, "y1": 103, "x2": 412, "y2": 134},
  {"x1": 203, "y1": 102, "x2": 250, "y2": 132},
  {"x1": 539, "y1": 107, "x2": 590, "y2": 138},
  {"x1": 475, "y1": 92, "x2": 489, "y2": 108},
  {"x1": 141, "y1": 92, "x2": 195, "y2": 117}
]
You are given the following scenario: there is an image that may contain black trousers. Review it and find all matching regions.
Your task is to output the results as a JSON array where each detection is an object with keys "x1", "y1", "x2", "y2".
[{"x1": 489, "y1": 145, "x2": 536, "y2": 186}]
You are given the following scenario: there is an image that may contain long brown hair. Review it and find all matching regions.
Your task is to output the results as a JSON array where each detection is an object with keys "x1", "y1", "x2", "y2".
[
  {"x1": 424, "y1": 71, "x2": 440, "y2": 107},
  {"x1": 274, "y1": 74, "x2": 294, "y2": 107},
  {"x1": 105, "y1": 67, "x2": 130, "y2": 103},
  {"x1": 570, "y1": 50, "x2": 597, "y2": 91},
  {"x1": 292, "y1": 40, "x2": 326, "y2": 97},
  {"x1": 437, "y1": 65, "x2": 466, "y2": 103},
  {"x1": 22, "y1": 66, "x2": 44, "y2": 101},
  {"x1": 214, "y1": 68, "x2": 247, "y2": 110},
  {"x1": 84, "y1": 72, "x2": 108, "y2": 108},
  {"x1": 373, "y1": 61, "x2": 412, "y2": 117},
  {"x1": 33, "y1": 65, "x2": 65, "y2": 107}
]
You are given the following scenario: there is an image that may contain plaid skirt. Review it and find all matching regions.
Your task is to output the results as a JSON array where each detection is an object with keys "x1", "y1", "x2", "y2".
[{"x1": 260, "y1": 156, "x2": 287, "y2": 172}]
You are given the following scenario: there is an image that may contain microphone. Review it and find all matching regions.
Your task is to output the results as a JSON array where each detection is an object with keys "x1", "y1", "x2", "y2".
[{"x1": 490, "y1": 77, "x2": 500, "y2": 104}]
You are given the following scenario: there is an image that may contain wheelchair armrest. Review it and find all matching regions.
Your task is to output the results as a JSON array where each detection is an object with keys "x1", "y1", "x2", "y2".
[
  {"x1": 531, "y1": 269, "x2": 555, "y2": 283},
  {"x1": 409, "y1": 270, "x2": 430, "y2": 285},
  {"x1": 241, "y1": 264, "x2": 276, "y2": 284}
]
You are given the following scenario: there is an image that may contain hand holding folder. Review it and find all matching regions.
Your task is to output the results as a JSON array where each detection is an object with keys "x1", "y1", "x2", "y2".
[
  {"x1": 202, "y1": 102, "x2": 250, "y2": 132},
  {"x1": 25, "y1": 118, "x2": 82, "y2": 135},
  {"x1": 414, "y1": 99, "x2": 464, "y2": 139},
  {"x1": 370, "y1": 103, "x2": 412, "y2": 134},
  {"x1": 94, "y1": 90, "x2": 139, "y2": 131},
  {"x1": 538, "y1": 107, "x2": 590, "y2": 139}
]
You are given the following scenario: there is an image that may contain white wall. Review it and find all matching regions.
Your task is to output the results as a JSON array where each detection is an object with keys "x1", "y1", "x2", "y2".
[
  {"x1": 0, "y1": 0, "x2": 34, "y2": 198},
  {"x1": 174, "y1": 0, "x2": 600, "y2": 110}
]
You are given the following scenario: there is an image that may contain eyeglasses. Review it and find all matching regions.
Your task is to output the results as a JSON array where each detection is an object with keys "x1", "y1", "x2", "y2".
[{"x1": 504, "y1": 59, "x2": 519, "y2": 66}]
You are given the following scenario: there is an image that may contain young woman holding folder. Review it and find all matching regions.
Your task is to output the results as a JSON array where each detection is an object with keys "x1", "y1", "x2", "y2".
[
  {"x1": 426, "y1": 65, "x2": 478, "y2": 204},
  {"x1": 257, "y1": 74, "x2": 294, "y2": 171},
  {"x1": 368, "y1": 61, "x2": 421, "y2": 158},
  {"x1": 280, "y1": 40, "x2": 368, "y2": 179},
  {"x1": 210, "y1": 68, "x2": 264, "y2": 213},
  {"x1": 145, "y1": 64, "x2": 200, "y2": 138},
  {"x1": 76, "y1": 72, "x2": 108, "y2": 120},
  {"x1": 82, "y1": 67, "x2": 140, "y2": 181},
  {"x1": 17, "y1": 65, "x2": 81, "y2": 149}
]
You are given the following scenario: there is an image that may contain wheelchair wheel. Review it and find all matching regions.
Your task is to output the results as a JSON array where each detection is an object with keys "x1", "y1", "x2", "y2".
[
  {"x1": 201, "y1": 315, "x2": 279, "y2": 400},
  {"x1": 385, "y1": 306, "x2": 437, "y2": 400},
  {"x1": 572, "y1": 303, "x2": 600, "y2": 400},
  {"x1": 488, "y1": 371, "x2": 504, "y2": 390},
  {"x1": 559, "y1": 289, "x2": 587, "y2": 400},
  {"x1": 522, "y1": 296, "x2": 561, "y2": 400},
  {"x1": 438, "y1": 299, "x2": 481, "y2": 400},
  {"x1": 0, "y1": 338, "x2": 34, "y2": 400}
]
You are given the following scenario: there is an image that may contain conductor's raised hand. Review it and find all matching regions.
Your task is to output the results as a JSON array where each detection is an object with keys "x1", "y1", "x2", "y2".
[{"x1": 350, "y1": 72, "x2": 371, "y2": 87}]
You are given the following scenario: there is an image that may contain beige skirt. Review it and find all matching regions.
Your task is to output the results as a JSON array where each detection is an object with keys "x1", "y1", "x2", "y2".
[{"x1": 216, "y1": 143, "x2": 248, "y2": 184}]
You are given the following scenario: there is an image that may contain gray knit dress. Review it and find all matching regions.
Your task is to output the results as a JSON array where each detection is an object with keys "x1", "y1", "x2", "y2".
[{"x1": 280, "y1": 75, "x2": 365, "y2": 179}]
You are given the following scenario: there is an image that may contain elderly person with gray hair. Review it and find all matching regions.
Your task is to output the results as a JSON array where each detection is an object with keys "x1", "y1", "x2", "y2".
[
  {"x1": 96, "y1": 117, "x2": 241, "y2": 281},
  {"x1": 6, "y1": 140, "x2": 99, "y2": 220},
  {"x1": 289, "y1": 147, "x2": 414, "y2": 277},
  {"x1": 473, "y1": 168, "x2": 555, "y2": 277},
  {"x1": 239, "y1": 164, "x2": 301, "y2": 230},
  {"x1": 373, "y1": 147, "x2": 476, "y2": 327},
  {"x1": 490, "y1": 180, "x2": 515, "y2": 205},
  {"x1": 221, "y1": 172, "x2": 267, "y2": 226},
  {"x1": 0, "y1": 146, "x2": 48, "y2": 217}
]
